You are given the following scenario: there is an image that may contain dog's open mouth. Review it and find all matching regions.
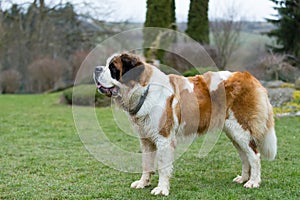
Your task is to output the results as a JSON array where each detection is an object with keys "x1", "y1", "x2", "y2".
[{"x1": 96, "y1": 81, "x2": 119, "y2": 97}]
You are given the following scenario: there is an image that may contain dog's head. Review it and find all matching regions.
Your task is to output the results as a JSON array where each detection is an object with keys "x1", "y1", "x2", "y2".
[{"x1": 93, "y1": 53, "x2": 145, "y2": 97}]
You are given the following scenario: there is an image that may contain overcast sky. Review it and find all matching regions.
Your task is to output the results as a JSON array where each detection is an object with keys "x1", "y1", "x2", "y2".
[
  {"x1": 2, "y1": 0, "x2": 278, "y2": 22},
  {"x1": 105, "y1": 0, "x2": 277, "y2": 22}
]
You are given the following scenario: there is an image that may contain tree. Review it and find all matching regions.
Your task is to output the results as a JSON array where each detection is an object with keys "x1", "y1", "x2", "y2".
[
  {"x1": 69, "y1": 50, "x2": 90, "y2": 81},
  {"x1": 186, "y1": 0, "x2": 210, "y2": 44},
  {"x1": 0, "y1": 4, "x2": 3, "y2": 49},
  {"x1": 170, "y1": 0, "x2": 176, "y2": 29},
  {"x1": 210, "y1": 19, "x2": 242, "y2": 70},
  {"x1": 266, "y1": 0, "x2": 300, "y2": 58},
  {"x1": 144, "y1": 0, "x2": 176, "y2": 62},
  {"x1": 144, "y1": 0, "x2": 175, "y2": 28},
  {"x1": 0, "y1": 1, "x2": 114, "y2": 93}
]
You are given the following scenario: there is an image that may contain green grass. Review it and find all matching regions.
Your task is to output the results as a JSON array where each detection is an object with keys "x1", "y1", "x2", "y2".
[{"x1": 0, "y1": 94, "x2": 299, "y2": 199}]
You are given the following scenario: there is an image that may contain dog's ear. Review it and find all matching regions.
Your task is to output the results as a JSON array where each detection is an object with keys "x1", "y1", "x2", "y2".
[
  {"x1": 119, "y1": 53, "x2": 145, "y2": 86},
  {"x1": 120, "y1": 53, "x2": 142, "y2": 71},
  {"x1": 121, "y1": 65, "x2": 145, "y2": 85}
]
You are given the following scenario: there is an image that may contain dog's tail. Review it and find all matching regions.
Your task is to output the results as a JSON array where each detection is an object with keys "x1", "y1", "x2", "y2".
[{"x1": 258, "y1": 127, "x2": 277, "y2": 161}]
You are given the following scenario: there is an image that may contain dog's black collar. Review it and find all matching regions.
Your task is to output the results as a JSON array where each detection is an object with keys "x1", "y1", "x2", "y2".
[{"x1": 129, "y1": 85, "x2": 150, "y2": 115}]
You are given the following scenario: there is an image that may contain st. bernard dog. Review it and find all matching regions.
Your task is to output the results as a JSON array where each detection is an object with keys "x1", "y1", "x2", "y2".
[{"x1": 93, "y1": 53, "x2": 277, "y2": 196}]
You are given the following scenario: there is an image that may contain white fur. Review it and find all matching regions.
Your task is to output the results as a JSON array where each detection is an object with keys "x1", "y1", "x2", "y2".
[
  {"x1": 183, "y1": 78, "x2": 194, "y2": 93},
  {"x1": 209, "y1": 71, "x2": 232, "y2": 91},
  {"x1": 136, "y1": 67, "x2": 173, "y2": 118},
  {"x1": 219, "y1": 71, "x2": 232, "y2": 80},
  {"x1": 224, "y1": 111, "x2": 261, "y2": 188},
  {"x1": 95, "y1": 65, "x2": 115, "y2": 88},
  {"x1": 128, "y1": 66, "x2": 178, "y2": 196},
  {"x1": 150, "y1": 135, "x2": 174, "y2": 196},
  {"x1": 259, "y1": 127, "x2": 277, "y2": 160},
  {"x1": 131, "y1": 138, "x2": 156, "y2": 189},
  {"x1": 106, "y1": 53, "x2": 119, "y2": 67}
]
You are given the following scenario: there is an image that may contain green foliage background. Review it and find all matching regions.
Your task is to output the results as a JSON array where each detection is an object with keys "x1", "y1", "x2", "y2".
[
  {"x1": 144, "y1": 0, "x2": 176, "y2": 62},
  {"x1": 186, "y1": 0, "x2": 210, "y2": 44},
  {"x1": 266, "y1": 0, "x2": 300, "y2": 57}
]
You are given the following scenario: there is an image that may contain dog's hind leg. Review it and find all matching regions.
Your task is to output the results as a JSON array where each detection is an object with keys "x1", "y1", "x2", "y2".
[
  {"x1": 232, "y1": 142, "x2": 250, "y2": 183},
  {"x1": 131, "y1": 138, "x2": 156, "y2": 189},
  {"x1": 224, "y1": 117, "x2": 261, "y2": 188}
]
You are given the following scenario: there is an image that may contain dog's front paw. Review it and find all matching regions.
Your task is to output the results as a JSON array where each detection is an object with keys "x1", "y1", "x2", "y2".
[
  {"x1": 130, "y1": 180, "x2": 150, "y2": 189},
  {"x1": 243, "y1": 180, "x2": 260, "y2": 188},
  {"x1": 233, "y1": 175, "x2": 249, "y2": 184},
  {"x1": 151, "y1": 186, "x2": 169, "y2": 196}
]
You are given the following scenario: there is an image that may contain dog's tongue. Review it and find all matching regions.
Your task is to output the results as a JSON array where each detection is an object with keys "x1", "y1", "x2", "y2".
[{"x1": 97, "y1": 83, "x2": 119, "y2": 97}]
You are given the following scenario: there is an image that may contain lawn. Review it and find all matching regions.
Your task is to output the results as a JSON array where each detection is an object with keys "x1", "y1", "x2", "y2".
[{"x1": 0, "y1": 93, "x2": 299, "y2": 199}]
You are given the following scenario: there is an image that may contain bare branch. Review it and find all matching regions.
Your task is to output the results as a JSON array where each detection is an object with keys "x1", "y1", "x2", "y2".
[{"x1": 210, "y1": 0, "x2": 244, "y2": 70}]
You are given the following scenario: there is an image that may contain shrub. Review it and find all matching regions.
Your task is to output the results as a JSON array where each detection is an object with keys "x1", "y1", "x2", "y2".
[
  {"x1": 254, "y1": 54, "x2": 300, "y2": 82},
  {"x1": 183, "y1": 67, "x2": 217, "y2": 77},
  {"x1": 27, "y1": 57, "x2": 68, "y2": 93},
  {"x1": 293, "y1": 90, "x2": 300, "y2": 104},
  {"x1": 62, "y1": 84, "x2": 111, "y2": 107},
  {"x1": 281, "y1": 83, "x2": 295, "y2": 88},
  {"x1": 273, "y1": 90, "x2": 300, "y2": 115},
  {"x1": 0, "y1": 69, "x2": 22, "y2": 94},
  {"x1": 278, "y1": 62, "x2": 300, "y2": 82}
]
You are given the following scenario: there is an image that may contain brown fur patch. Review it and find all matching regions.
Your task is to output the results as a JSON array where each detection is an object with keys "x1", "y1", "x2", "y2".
[
  {"x1": 175, "y1": 101, "x2": 181, "y2": 125},
  {"x1": 188, "y1": 75, "x2": 212, "y2": 133},
  {"x1": 109, "y1": 55, "x2": 123, "y2": 80},
  {"x1": 225, "y1": 72, "x2": 256, "y2": 131},
  {"x1": 169, "y1": 71, "x2": 273, "y2": 140},
  {"x1": 249, "y1": 139, "x2": 258, "y2": 154},
  {"x1": 208, "y1": 82, "x2": 227, "y2": 130},
  {"x1": 169, "y1": 74, "x2": 212, "y2": 135},
  {"x1": 110, "y1": 56, "x2": 123, "y2": 71},
  {"x1": 224, "y1": 72, "x2": 271, "y2": 140},
  {"x1": 159, "y1": 95, "x2": 175, "y2": 137},
  {"x1": 169, "y1": 75, "x2": 184, "y2": 127},
  {"x1": 139, "y1": 63, "x2": 153, "y2": 86}
]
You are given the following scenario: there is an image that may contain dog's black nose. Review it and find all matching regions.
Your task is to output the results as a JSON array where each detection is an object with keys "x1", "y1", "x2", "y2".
[
  {"x1": 94, "y1": 66, "x2": 104, "y2": 79},
  {"x1": 95, "y1": 66, "x2": 103, "y2": 73}
]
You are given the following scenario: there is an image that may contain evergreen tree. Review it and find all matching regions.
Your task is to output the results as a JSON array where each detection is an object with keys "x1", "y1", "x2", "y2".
[
  {"x1": 266, "y1": 0, "x2": 300, "y2": 57},
  {"x1": 144, "y1": 0, "x2": 175, "y2": 28},
  {"x1": 144, "y1": 0, "x2": 176, "y2": 62},
  {"x1": 170, "y1": 0, "x2": 176, "y2": 29},
  {"x1": 186, "y1": 0, "x2": 210, "y2": 44}
]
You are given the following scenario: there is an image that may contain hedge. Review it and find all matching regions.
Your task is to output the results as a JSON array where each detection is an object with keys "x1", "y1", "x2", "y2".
[{"x1": 61, "y1": 84, "x2": 111, "y2": 107}]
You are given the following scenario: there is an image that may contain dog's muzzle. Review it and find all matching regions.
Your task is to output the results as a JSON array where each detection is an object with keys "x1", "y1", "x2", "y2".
[
  {"x1": 94, "y1": 66, "x2": 118, "y2": 97},
  {"x1": 94, "y1": 66, "x2": 103, "y2": 79}
]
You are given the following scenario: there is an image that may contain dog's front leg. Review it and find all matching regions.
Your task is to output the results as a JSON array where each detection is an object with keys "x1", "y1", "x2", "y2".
[
  {"x1": 151, "y1": 138, "x2": 175, "y2": 196},
  {"x1": 131, "y1": 138, "x2": 156, "y2": 189}
]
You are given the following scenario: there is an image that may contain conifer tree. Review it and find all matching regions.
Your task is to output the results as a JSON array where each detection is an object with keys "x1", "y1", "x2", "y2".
[
  {"x1": 266, "y1": 0, "x2": 300, "y2": 57},
  {"x1": 145, "y1": 0, "x2": 175, "y2": 28},
  {"x1": 186, "y1": 0, "x2": 210, "y2": 44},
  {"x1": 144, "y1": 0, "x2": 176, "y2": 62}
]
